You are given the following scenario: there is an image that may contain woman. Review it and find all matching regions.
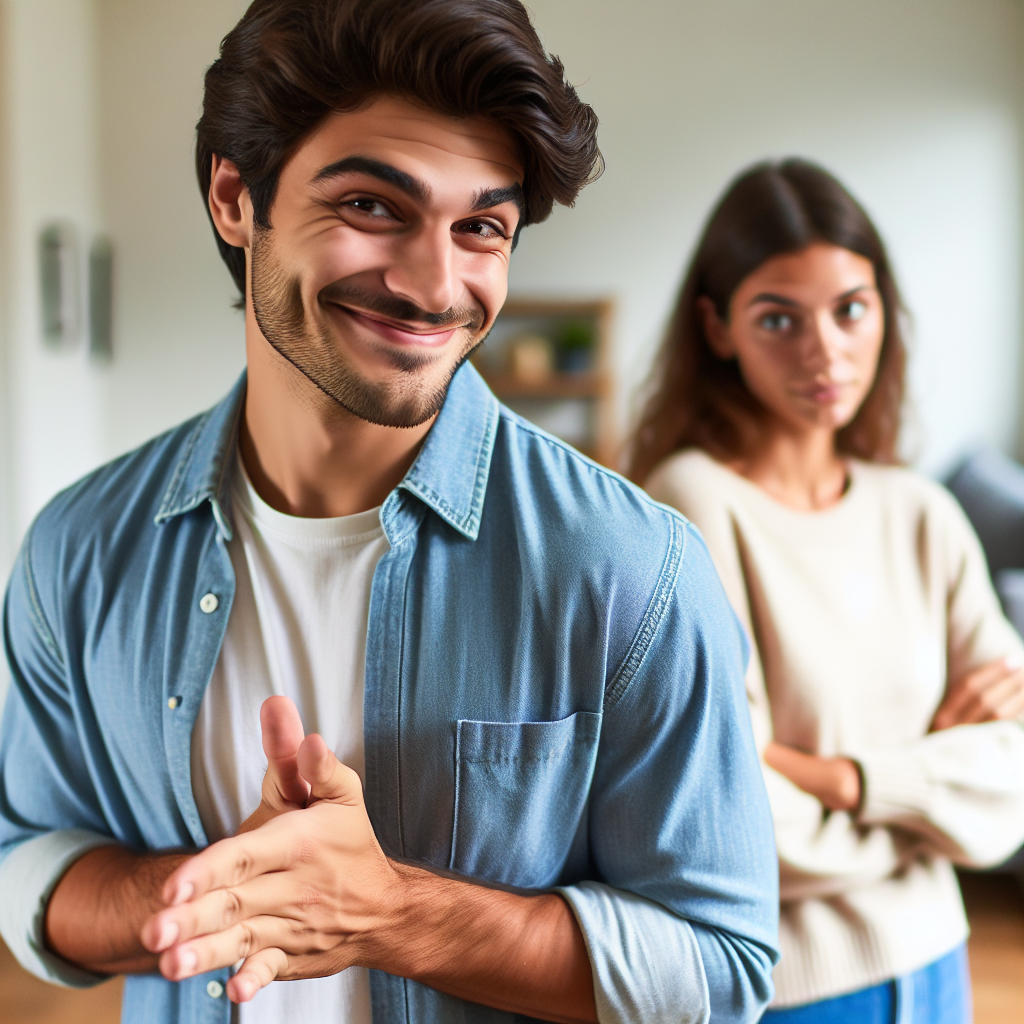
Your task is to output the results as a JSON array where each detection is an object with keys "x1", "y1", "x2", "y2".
[{"x1": 633, "y1": 159, "x2": 1024, "y2": 1022}]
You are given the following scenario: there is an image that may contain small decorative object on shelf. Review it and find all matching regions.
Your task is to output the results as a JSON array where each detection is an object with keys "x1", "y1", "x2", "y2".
[
  {"x1": 473, "y1": 297, "x2": 615, "y2": 466},
  {"x1": 507, "y1": 333, "x2": 554, "y2": 383}
]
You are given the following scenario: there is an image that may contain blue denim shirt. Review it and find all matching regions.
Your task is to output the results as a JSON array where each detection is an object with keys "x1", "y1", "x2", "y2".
[{"x1": 0, "y1": 364, "x2": 778, "y2": 1024}]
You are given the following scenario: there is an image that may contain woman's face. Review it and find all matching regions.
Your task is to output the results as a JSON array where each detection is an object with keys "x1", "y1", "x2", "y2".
[{"x1": 702, "y1": 243, "x2": 886, "y2": 436}]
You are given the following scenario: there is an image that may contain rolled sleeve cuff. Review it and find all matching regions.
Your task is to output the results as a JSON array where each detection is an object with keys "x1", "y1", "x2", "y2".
[
  {"x1": 556, "y1": 880, "x2": 709, "y2": 1024},
  {"x1": 0, "y1": 829, "x2": 118, "y2": 987},
  {"x1": 854, "y1": 748, "x2": 932, "y2": 824}
]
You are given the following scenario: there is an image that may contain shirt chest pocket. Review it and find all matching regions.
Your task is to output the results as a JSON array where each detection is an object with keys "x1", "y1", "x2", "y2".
[{"x1": 449, "y1": 712, "x2": 602, "y2": 889}]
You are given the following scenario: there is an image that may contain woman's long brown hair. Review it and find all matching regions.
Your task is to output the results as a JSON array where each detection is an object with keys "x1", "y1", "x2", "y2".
[{"x1": 628, "y1": 159, "x2": 907, "y2": 484}]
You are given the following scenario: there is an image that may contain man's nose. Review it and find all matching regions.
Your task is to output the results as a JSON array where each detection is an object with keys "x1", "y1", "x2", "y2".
[{"x1": 383, "y1": 223, "x2": 458, "y2": 315}]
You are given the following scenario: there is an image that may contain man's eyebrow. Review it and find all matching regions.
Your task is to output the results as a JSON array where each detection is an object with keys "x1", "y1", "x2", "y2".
[
  {"x1": 311, "y1": 156, "x2": 430, "y2": 203},
  {"x1": 471, "y1": 184, "x2": 525, "y2": 221}
]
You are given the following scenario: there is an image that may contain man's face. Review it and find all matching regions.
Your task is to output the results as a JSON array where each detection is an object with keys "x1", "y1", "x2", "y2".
[{"x1": 247, "y1": 96, "x2": 524, "y2": 427}]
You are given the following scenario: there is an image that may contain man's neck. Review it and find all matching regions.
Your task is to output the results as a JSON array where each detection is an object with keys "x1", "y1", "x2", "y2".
[{"x1": 241, "y1": 333, "x2": 434, "y2": 519}]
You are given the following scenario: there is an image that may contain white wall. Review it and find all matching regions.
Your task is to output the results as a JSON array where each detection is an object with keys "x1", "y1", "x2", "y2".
[
  {"x1": 2, "y1": 0, "x2": 107, "y2": 539},
  {"x1": 513, "y1": 0, "x2": 1024, "y2": 475},
  {"x1": 0, "y1": 1, "x2": 12, "y2": 581},
  {"x1": 0, "y1": 0, "x2": 109, "y2": 705},
  {"x1": 95, "y1": 0, "x2": 248, "y2": 460}
]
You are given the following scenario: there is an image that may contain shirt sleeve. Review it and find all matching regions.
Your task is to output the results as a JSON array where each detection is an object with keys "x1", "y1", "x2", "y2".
[
  {"x1": 849, "y1": 490, "x2": 1024, "y2": 867},
  {"x1": 0, "y1": 830, "x2": 116, "y2": 986},
  {"x1": 0, "y1": 527, "x2": 117, "y2": 987},
  {"x1": 557, "y1": 519, "x2": 779, "y2": 1024}
]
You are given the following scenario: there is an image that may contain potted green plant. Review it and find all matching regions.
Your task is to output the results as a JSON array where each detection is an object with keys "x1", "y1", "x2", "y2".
[{"x1": 555, "y1": 319, "x2": 595, "y2": 373}]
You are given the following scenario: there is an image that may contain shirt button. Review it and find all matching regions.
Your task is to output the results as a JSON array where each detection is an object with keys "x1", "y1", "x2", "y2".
[
  {"x1": 199, "y1": 593, "x2": 219, "y2": 614},
  {"x1": 206, "y1": 980, "x2": 224, "y2": 999},
  {"x1": 167, "y1": 696, "x2": 180, "y2": 710}
]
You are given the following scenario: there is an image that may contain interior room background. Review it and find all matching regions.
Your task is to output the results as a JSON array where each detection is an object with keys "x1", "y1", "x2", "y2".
[{"x1": 1, "y1": 0, "x2": 1023, "y2": 706}]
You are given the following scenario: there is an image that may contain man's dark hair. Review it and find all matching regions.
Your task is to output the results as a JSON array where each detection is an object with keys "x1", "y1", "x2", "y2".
[{"x1": 196, "y1": 0, "x2": 602, "y2": 299}]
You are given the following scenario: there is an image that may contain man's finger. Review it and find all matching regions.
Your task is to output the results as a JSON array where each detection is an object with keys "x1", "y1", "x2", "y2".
[
  {"x1": 143, "y1": 872, "x2": 297, "y2": 951},
  {"x1": 261, "y1": 696, "x2": 309, "y2": 807},
  {"x1": 298, "y1": 733, "x2": 364, "y2": 806},
  {"x1": 158, "y1": 914, "x2": 293, "y2": 982},
  {"x1": 162, "y1": 816, "x2": 299, "y2": 905},
  {"x1": 228, "y1": 947, "x2": 289, "y2": 1003}
]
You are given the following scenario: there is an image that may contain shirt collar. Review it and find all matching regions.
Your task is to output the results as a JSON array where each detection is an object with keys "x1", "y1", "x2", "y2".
[
  {"x1": 398, "y1": 361, "x2": 499, "y2": 541},
  {"x1": 154, "y1": 362, "x2": 499, "y2": 543},
  {"x1": 154, "y1": 372, "x2": 246, "y2": 541}
]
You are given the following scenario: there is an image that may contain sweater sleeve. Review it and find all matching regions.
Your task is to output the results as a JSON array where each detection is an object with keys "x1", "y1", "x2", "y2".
[
  {"x1": 854, "y1": 721, "x2": 1024, "y2": 865},
  {"x1": 849, "y1": 488, "x2": 1024, "y2": 867}
]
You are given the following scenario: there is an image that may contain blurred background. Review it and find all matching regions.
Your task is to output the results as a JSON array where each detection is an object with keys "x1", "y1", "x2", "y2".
[{"x1": 2, "y1": 1, "x2": 1024, "y2": 1021}]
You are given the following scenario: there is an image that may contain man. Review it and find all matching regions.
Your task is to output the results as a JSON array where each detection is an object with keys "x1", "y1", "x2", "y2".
[{"x1": 0, "y1": 1, "x2": 778, "y2": 1022}]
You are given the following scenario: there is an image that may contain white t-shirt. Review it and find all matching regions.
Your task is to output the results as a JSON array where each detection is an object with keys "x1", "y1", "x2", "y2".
[{"x1": 191, "y1": 457, "x2": 389, "y2": 1024}]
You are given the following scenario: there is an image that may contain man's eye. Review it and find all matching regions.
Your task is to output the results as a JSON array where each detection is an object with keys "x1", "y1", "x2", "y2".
[
  {"x1": 838, "y1": 300, "x2": 868, "y2": 322},
  {"x1": 345, "y1": 198, "x2": 393, "y2": 219},
  {"x1": 458, "y1": 220, "x2": 506, "y2": 240},
  {"x1": 759, "y1": 312, "x2": 794, "y2": 332}
]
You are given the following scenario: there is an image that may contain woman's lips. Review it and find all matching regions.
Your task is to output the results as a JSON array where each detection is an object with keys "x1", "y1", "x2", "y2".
[
  {"x1": 799, "y1": 382, "x2": 846, "y2": 403},
  {"x1": 335, "y1": 305, "x2": 462, "y2": 347}
]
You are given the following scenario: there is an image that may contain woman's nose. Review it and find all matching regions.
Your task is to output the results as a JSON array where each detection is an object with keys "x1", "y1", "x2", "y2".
[{"x1": 802, "y1": 311, "x2": 848, "y2": 372}]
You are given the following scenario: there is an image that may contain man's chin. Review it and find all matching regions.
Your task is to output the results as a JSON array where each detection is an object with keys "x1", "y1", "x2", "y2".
[
  {"x1": 269, "y1": 316, "x2": 482, "y2": 428},
  {"x1": 347, "y1": 392, "x2": 441, "y2": 429},
  {"x1": 343, "y1": 338, "x2": 483, "y2": 427},
  {"x1": 317, "y1": 365, "x2": 453, "y2": 429}
]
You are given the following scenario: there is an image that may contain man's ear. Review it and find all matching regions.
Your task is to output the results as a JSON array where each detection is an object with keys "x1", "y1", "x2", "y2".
[
  {"x1": 696, "y1": 295, "x2": 736, "y2": 359},
  {"x1": 209, "y1": 154, "x2": 253, "y2": 250}
]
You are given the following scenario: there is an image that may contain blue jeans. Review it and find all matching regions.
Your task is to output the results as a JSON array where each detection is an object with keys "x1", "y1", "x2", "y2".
[{"x1": 762, "y1": 945, "x2": 972, "y2": 1023}]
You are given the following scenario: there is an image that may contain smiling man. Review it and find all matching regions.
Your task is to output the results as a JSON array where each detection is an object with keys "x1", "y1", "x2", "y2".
[{"x1": 0, "y1": 2, "x2": 778, "y2": 1023}]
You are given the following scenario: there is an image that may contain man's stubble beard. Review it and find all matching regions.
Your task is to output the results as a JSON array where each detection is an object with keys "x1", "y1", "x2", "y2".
[{"x1": 250, "y1": 227, "x2": 485, "y2": 428}]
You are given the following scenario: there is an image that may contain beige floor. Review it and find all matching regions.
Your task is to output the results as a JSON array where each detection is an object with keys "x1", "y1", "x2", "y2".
[
  {"x1": 1, "y1": 875, "x2": 1022, "y2": 1023},
  {"x1": 0, "y1": 943, "x2": 122, "y2": 1024}
]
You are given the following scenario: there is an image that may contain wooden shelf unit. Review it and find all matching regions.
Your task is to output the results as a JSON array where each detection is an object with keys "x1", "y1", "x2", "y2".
[
  {"x1": 475, "y1": 297, "x2": 616, "y2": 466},
  {"x1": 476, "y1": 370, "x2": 610, "y2": 400}
]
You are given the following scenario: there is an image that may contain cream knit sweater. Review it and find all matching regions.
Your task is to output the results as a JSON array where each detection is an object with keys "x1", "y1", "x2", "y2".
[{"x1": 646, "y1": 449, "x2": 1024, "y2": 1007}]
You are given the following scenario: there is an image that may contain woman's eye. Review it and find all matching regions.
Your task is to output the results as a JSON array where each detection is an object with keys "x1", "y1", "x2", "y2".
[
  {"x1": 458, "y1": 220, "x2": 506, "y2": 240},
  {"x1": 759, "y1": 312, "x2": 794, "y2": 332},
  {"x1": 839, "y1": 300, "x2": 868, "y2": 322}
]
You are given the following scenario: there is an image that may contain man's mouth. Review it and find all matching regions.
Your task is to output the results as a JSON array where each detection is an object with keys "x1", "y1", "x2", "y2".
[{"x1": 331, "y1": 304, "x2": 468, "y2": 348}]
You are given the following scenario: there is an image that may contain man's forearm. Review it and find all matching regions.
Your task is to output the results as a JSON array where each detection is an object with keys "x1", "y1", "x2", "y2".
[
  {"x1": 370, "y1": 862, "x2": 597, "y2": 1024},
  {"x1": 45, "y1": 845, "x2": 189, "y2": 975}
]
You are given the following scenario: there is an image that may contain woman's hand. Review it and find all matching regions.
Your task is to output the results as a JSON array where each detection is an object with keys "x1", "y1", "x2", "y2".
[
  {"x1": 931, "y1": 656, "x2": 1024, "y2": 732},
  {"x1": 764, "y1": 741, "x2": 861, "y2": 812}
]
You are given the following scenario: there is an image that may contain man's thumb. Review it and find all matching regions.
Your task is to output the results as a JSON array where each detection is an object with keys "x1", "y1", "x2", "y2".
[
  {"x1": 297, "y1": 733, "x2": 362, "y2": 806},
  {"x1": 260, "y1": 696, "x2": 309, "y2": 807}
]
